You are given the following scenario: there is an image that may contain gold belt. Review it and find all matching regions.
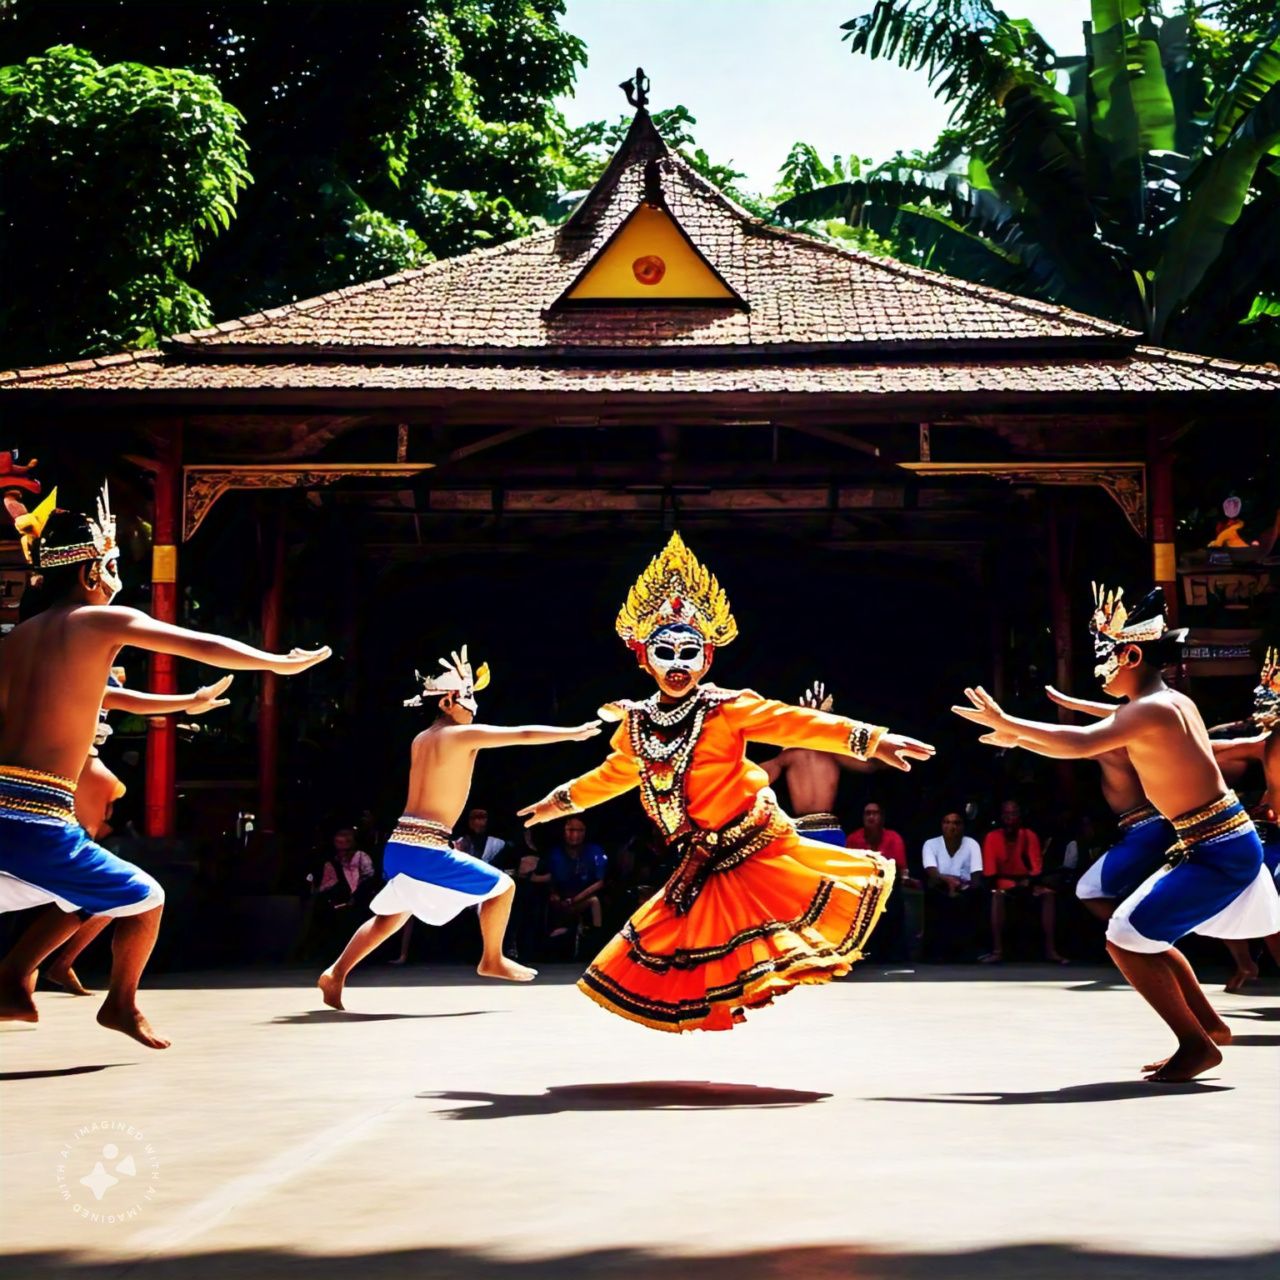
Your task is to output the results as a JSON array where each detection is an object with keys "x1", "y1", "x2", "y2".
[
  {"x1": 0, "y1": 764, "x2": 77, "y2": 823},
  {"x1": 795, "y1": 811, "x2": 841, "y2": 832},
  {"x1": 389, "y1": 816, "x2": 454, "y2": 850},
  {"x1": 1167, "y1": 791, "x2": 1253, "y2": 865},
  {"x1": 1117, "y1": 802, "x2": 1159, "y2": 831},
  {"x1": 664, "y1": 795, "x2": 792, "y2": 915}
]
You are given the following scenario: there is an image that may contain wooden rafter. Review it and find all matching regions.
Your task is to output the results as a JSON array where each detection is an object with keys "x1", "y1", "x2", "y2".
[
  {"x1": 183, "y1": 463, "x2": 432, "y2": 540},
  {"x1": 898, "y1": 461, "x2": 1147, "y2": 538}
]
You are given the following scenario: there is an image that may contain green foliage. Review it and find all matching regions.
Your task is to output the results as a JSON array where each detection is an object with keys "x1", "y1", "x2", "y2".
[
  {"x1": 0, "y1": 45, "x2": 249, "y2": 366},
  {"x1": 778, "y1": 2, "x2": 1280, "y2": 359},
  {"x1": 0, "y1": 2, "x2": 585, "y2": 350}
]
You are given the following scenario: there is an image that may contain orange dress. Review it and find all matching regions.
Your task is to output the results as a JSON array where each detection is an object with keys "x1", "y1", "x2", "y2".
[{"x1": 549, "y1": 685, "x2": 896, "y2": 1032}]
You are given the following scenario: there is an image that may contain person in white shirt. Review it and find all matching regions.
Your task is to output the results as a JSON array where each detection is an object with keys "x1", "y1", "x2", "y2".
[{"x1": 921, "y1": 812, "x2": 984, "y2": 961}]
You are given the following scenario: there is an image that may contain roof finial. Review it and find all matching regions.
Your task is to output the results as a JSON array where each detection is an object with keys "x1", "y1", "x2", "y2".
[{"x1": 621, "y1": 67, "x2": 650, "y2": 111}]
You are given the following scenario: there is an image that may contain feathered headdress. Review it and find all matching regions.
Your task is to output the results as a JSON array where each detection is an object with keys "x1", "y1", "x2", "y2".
[
  {"x1": 798, "y1": 681, "x2": 834, "y2": 713},
  {"x1": 1089, "y1": 583, "x2": 1185, "y2": 647},
  {"x1": 404, "y1": 646, "x2": 491, "y2": 714},
  {"x1": 615, "y1": 531, "x2": 737, "y2": 650},
  {"x1": 14, "y1": 483, "x2": 116, "y2": 570},
  {"x1": 1253, "y1": 646, "x2": 1280, "y2": 729}
]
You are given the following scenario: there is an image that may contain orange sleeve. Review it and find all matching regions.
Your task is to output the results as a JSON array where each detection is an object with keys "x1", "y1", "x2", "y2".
[
  {"x1": 539, "y1": 721, "x2": 641, "y2": 815},
  {"x1": 722, "y1": 690, "x2": 887, "y2": 760}
]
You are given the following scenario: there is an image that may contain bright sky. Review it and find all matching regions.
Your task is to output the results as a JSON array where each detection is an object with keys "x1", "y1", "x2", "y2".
[{"x1": 558, "y1": 0, "x2": 1092, "y2": 192}]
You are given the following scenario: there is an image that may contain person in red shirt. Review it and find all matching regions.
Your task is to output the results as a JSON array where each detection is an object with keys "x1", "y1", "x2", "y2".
[
  {"x1": 845, "y1": 801, "x2": 908, "y2": 874},
  {"x1": 846, "y1": 802, "x2": 911, "y2": 960},
  {"x1": 980, "y1": 800, "x2": 1066, "y2": 964}
]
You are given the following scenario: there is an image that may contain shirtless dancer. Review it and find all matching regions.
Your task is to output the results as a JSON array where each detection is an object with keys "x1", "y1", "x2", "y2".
[
  {"x1": 43, "y1": 669, "x2": 235, "y2": 996},
  {"x1": 760, "y1": 682, "x2": 874, "y2": 845},
  {"x1": 0, "y1": 486, "x2": 330, "y2": 1048},
  {"x1": 318, "y1": 648, "x2": 600, "y2": 1009},
  {"x1": 955, "y1": 584, "x2": 1280, "y2": 1081},
  {"x1": 1206, "y1": 648, "x2": 1280, "y2": 989}
]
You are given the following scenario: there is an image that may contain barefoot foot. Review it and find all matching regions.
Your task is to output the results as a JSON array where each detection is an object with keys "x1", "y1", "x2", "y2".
[
  {"x1": 46, "y1": 963, "x2": 95, "y2": 996},
  {"x1": 1224, "y1": 963, "x2": 1258, "y2": 993},
  {"x1": 0, "y1": 970, "x2": 39, "y2": 1022},
  {"x1": 477, "y1": 956, "x2": 537, "y2": 982},
  {"x1": 318, "y1": 969, "x2": 346, "y2": 1010},
  {"x1": 96, "y1": 1000, "x2": 170, "y2": 1049},
  {"x1": 1145, "y1": 1039, "x2": 1222, "y2": 1083}
]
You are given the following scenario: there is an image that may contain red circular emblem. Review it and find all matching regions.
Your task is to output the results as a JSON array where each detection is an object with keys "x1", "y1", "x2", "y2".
[{"x1": 632, "y1": 255, "x2": 666, "y2": 286}]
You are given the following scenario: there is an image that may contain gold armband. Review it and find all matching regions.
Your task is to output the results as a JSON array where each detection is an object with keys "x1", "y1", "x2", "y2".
[
  {"x1": 849, "y1": 722, "x2": 888, "y2": 761},
  {"x1": 549, "y1": 785, "x2": 579, "y2": 815}
]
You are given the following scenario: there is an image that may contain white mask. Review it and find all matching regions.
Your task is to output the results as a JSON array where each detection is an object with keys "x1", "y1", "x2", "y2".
[{"x1": 645, "y1": 626, "x2": 707, "y2": 680}]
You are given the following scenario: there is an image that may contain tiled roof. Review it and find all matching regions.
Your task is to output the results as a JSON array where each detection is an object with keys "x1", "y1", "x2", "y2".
[
  {"x1": 2, "y1": 110, "x2": 1277, "y2": 399},
  {"x1": 4, "y1": 347, "x2": 1277, "y2": 395},
  {"x1": 158, "y1": 112, "x2": 1133, "y2": 355}
]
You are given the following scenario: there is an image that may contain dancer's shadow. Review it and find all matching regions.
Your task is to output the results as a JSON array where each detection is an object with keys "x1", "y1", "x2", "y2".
[
  {"x1": 1226, "y1": 1032, "x2": 1280, "y2": 1047},
  {"x1": 1066, "y1": 979, "x2": 1126, "y2": 993},
  {"x1": 1225, "y1": 1005, "x2": 1280, "y2": 1021},
  {"x1": 0, "y1": 1063, "x2": 128, "y2": 1082},
  {"x1": 268, "y1": 1009, "x2": 495, "y2": 1025},
  {"x1": 422, "y1": 1080, "x2": 831, "y2": 1120},
  {"x1": 873, "y1": 1080, "x2": 1230, "y2": 1106}
]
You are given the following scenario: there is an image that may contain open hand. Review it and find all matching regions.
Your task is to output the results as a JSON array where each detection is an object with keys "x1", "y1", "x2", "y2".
[
  {"x1": 518, "y1": 798, "x2": 564, "y2": 827},
  {"x1": 187, "y1": 674, "x2": 234, "y2": 715},
  {"x1": 872, "y1": 733, "x2": 935, "y2": 772},
  {"x1": 952, "y1": 686, "x2": 1008, "y2": 733},
  {"x1": 271, "y1": 646, "x2": 332, "y2": 676},
  {"x1": 561, "y1": 721, "x2": 602, "y2": 741}
]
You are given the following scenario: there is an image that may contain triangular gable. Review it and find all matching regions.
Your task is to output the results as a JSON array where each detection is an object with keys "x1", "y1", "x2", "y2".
[{"x1": 553, "y1": 198, "x2": 745, "y2": 309}]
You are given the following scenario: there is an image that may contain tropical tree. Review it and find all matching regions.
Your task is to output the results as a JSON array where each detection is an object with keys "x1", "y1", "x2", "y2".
[
  {"x1": 775, "y1": 2, "x2": 1280, "y2": 360},
  {"x1": 0, "y1": 2, "x2": 585, "y2": 325},
  {"x1": 0, "y1": 46, "x2": 249, "y2": 367}
]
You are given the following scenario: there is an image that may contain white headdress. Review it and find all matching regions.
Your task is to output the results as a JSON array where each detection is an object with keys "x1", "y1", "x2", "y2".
[{"x1": 404, "y1": 646, "x2": 491, "y2": 714}]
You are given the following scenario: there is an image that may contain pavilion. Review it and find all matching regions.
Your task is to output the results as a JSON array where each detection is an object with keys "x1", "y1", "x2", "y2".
[{"x1": 3, "y1": 87, "x2": 1278, "y2": 841}]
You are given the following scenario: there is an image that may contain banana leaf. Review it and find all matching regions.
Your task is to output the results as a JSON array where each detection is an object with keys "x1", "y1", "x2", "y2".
[
  {"x1": 1154, "y1": 81, "x2": 1280, "y2": 336},
  {"x1": 1089, "y1": 1, "x2": 1178, "y2": 153},
  {"x1": 1207, "y1": 15, "x2": 1280, "y2": 155},
  {"x1": 861, "y1": 202, "x2": 1040, "y2": 296}
]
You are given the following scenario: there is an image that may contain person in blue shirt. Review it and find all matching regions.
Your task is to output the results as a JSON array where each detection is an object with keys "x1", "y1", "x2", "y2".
[{"x1": 545, "y1": 816, "x2": 608, "y2": 938}]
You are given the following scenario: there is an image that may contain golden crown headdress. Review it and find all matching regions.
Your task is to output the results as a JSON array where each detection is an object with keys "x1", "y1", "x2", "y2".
[
  {"x1": 1089, "y1": 582, "x2": 1167, "y2": 644},
  {"x1": 616, "y1": 531, "x2": 738, "y2": 650},
  {"x1": 404, "y1": 645, "x2": 491, "y2": 712}
]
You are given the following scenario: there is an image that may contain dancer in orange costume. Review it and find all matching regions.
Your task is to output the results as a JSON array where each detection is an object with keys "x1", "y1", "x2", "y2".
[{"x1": 520, "y1": 533, "x2": 934, "y2": 1031}]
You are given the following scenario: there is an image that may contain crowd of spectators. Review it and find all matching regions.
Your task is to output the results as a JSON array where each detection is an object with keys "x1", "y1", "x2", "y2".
[{"x1": 293, "y1": 790, "x2": 1119, "y2": 967}]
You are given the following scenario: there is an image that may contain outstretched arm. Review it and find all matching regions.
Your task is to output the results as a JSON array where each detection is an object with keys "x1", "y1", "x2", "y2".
[
  {"x1": 103, "y1": 674, "x2": 235, "y2": 717},
  {"x1": 519, "y1": 723, "x2": 642, "y2": 826},
  {"x1": 1208, "y1": 729, "x2": 1269, "y2": 764},
  {"x1": 1044, "y1": 685, "x2": 1120, "y2": 719},
  {"x1": 93, "y1": 607, "x2": 330, "y2": 675},
  {"x1": 728, "y1": 691, "x2": 935, "y2": 773},
  {"x1": 954, "y1": 686, "x2": 1149, "y2": 760},
  {"x1": 448, "y1": 721, "x2": 601, "y2": 750}
]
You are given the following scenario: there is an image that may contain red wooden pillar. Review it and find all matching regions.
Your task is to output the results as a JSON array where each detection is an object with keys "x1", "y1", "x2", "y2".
[
  {"x1": 1148, "y1": 426, "x2": 1178, "y2": 625},
  {"x1": 258, "y1": 509, "x2": 286, "y2": 833},
  {"x1": 145, "y1": 425, "x2": 183, "y2": 839},
  {"x1": 1047, "y1": 496, "x2": 1077, "y2": 804}
]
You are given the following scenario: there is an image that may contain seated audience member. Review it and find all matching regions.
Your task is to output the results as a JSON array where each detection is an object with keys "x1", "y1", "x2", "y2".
[
  {"x1": 299, "y1": 827, "x2": 377, "y2": 959},
  {"x1": 921, "y1": 811, "x2": 984, "y2": 961},
  {"x1": 980, "y1": 800, "x2": 1066, "y2": 965},
  {"x1": 545, "y1": 816, "x2": 608, "y2": 943},
  {"x1": 510, "y1": 828, "x2": 550, "y2": 962},
  {"x1": 455, "y1": 806, "x2": 511, "y2": 868},
  {"x1": 847, "y1": 802, "x2": 911, "y2": 960},
  {"x1": 603, "y1": 833, "x2": 658, "y2": 931}
]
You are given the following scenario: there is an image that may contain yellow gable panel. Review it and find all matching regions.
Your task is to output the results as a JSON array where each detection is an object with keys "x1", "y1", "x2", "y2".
[{"x1": 565, "y1": 202, "x2": 737, "y2": 302}]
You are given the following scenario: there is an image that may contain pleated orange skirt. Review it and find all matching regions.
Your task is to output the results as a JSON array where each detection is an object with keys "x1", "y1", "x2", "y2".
[{"x1": 579, "y1": 828, "x2": 895, "y2": 1032}]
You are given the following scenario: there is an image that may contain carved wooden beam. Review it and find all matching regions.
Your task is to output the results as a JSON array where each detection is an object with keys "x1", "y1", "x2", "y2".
[
  {"x1": 183, "y1": 463, "x2": 432, "y2": 540},
  {"x1": 899, "y1": 461, "x2": 1147, "y2": 538}
]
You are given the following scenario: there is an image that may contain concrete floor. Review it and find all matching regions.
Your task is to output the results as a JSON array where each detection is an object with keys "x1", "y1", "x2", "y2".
[{"x1": 1, "y1": 963, "x2": 1277, "y2": 1280}]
